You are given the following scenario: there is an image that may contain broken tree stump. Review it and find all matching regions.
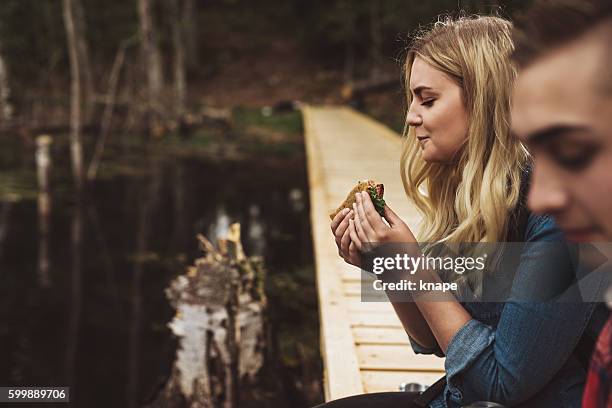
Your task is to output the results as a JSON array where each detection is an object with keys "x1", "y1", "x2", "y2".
[{"x1": 151, "y1": 223, "x2": 267, "y2": 408}]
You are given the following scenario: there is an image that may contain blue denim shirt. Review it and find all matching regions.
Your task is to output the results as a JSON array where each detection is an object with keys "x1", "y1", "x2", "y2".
[{"x1": 410, "y1": 214, "x2": 609, "y2": 408}]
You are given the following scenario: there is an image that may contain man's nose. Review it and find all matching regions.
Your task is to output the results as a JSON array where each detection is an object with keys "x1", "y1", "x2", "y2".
[
  {"x1": 527, "y1": 160, "x2": 570, "y2": 216},
  {"x1": 406, "y1": 104, "x2": 422, "y2": 127}
]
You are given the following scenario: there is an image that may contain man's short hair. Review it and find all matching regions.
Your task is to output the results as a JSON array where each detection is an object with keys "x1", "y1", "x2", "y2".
[{"x1": 512, "y1": 0, "x2": 612, "y2": 68}]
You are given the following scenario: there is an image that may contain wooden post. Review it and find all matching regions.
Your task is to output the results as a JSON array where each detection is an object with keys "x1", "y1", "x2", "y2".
[{"x1": 36, "y1": 135, "x2": 52, "y2": 287}]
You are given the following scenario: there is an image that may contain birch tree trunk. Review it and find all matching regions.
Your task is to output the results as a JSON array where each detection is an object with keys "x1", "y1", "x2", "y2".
[
  {"x1": 63, "y1": 0, "x2": 84, "y2": 189},
  {"x1": 138, "y1": 0, "x2": 164, "y2": 118},
  {"x1": 171, "y1": 0, "x2": 186, "y2": 117},
  {"x1": 73, "y1": 0, "x2": 94, "y2": 121}
]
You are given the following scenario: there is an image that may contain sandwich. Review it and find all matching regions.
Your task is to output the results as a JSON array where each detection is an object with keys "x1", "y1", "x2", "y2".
[{"x1": 329, "y1": 180, "x2": 385, "y2": 220}]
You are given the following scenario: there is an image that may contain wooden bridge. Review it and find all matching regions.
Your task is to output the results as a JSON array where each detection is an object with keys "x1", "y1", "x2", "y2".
[{"x1": 302, "y1": 106, "x2": 445, "y2": 402}]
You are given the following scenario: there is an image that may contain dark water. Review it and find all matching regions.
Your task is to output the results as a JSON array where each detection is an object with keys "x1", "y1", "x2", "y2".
[{"x1": 0, "y1": 136, "x2": 323, "y2": 407}]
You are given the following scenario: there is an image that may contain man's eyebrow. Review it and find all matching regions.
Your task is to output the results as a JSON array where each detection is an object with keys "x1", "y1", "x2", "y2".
[{"x1": 526, "y1": 125, "x2": 591, "y2": 145}]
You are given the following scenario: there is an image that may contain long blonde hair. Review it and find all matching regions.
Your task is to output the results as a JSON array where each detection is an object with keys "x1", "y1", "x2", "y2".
[{"x1": 401, "y1": 15, "x2": 529, "y2": 244}]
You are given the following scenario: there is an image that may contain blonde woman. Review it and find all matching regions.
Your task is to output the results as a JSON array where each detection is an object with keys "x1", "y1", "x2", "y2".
[{"x1": 324, "y1": 15, "x2": 606, "y2": 408}]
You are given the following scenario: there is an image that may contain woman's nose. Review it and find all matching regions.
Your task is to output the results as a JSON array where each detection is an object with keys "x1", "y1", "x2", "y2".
[{"x1": 406, "y1": 105, "x2": 422, "y2": 127}]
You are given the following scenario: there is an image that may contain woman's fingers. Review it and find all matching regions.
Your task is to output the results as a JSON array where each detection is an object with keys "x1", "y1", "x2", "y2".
[
  {"x1": 348, "y1": 240, "x2": 361, "y2": 267},
  {"x1": 382, "y1": 203, "x2": 399, "y2": 225},
  {"x1": 340, "y1": 220, "x2": 352, "y2": 257},
  {"x1": 359, "y1": 191, "x2": 386, "y2": 230},
  {"x1": 348, "y1": 219, "x2": 362, "y2": 251},
  {"x1": 355, "y1": 193, "x2": 376, "y2": 239},
  {"x1": 353, "y1": 201, "x2": 374, "y2": 251},
  {"x1": 331, "y1": 208, "x2": 350, "y2": 231},
  {"x1": 332, "y1": 209, "x2": 353, "y2": 249}
]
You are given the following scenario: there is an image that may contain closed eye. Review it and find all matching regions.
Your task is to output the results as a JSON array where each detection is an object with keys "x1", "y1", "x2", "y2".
[
  {"x1": 421, "y1": 99, "x2": 435, "y2": 107},
  {"x1": 549, "y1": 142, "x2": 599, "y2": 171}
]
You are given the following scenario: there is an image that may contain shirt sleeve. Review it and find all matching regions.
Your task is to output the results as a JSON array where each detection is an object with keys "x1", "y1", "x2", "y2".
[
  {"x1": 409, "y1": 335, "x2": 445, "y2": 357},
  {"x1": 442, "y1": 215, "x2": 606, "y2": 407}
]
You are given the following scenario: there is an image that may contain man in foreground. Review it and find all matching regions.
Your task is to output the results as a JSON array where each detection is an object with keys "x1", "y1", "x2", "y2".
[{"x1": 511, "y1": 0, "x2": 612, "y2": 405}]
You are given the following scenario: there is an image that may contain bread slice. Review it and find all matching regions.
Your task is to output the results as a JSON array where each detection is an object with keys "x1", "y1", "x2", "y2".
[{"x1": 329, "y1": 180, "x2": 385, "y2": 220}]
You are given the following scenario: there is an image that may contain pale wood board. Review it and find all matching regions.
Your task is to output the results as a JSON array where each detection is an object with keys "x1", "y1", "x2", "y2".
[
  {"x1": 353, "y1": 326, "x2": 411, "y2": 345},
  {"x1": 349, "y1": 310, "x2": 405, "y2": 328},
  {"x1": 303, "y1": 105, "x2": 445, "y2": 401},
  {"x1": 357, "y1": 344, "x2": 445, "y2": 371},
  {"x1": 361, "y1": 370, "x2": 445, "y2": 393}
]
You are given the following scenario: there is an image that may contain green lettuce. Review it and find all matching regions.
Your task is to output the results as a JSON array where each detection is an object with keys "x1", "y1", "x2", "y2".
[{"x1": 367, "y1": 186, "x2": 386, "y2": 217}]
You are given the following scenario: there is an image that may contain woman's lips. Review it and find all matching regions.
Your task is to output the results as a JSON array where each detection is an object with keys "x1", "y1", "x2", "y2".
[{"x1": 417, "y1": 136, "x2": 430, "y2": 144}]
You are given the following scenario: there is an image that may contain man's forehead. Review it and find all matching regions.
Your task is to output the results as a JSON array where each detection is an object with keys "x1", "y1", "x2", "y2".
[{"x1": 512, "y1": 35, "x2": 604, "y2": 139}]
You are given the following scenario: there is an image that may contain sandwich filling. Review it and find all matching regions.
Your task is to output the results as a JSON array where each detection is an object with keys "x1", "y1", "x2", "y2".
[{"x1": 329, "y1": 180, "x2": 386, "y2": 220}]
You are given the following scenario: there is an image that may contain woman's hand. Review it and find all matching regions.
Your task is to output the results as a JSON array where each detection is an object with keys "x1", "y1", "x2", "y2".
[
  {"x1": 350, "y1": 191, "x2": 417, "y2": 251},
  {"x1": 330, "y1": 208, "x2": 362, "y2": 267}
]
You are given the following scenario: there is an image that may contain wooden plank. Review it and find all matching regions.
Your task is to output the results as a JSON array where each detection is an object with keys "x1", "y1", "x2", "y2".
[
  {"x1": 343, "y1": 281, "x2": 380, "y2": 298},
  {"x1": 341, "y1": 272, "x2": 362, "y2": 282},
  {"x1": 344, "y1": 281, "x2": 366, "y2": 296},
  {"x1": 357, "y1": 344, "x2": 445, "y2": 371},
  {"x1": 349, "y1": 310, "x2": 404, "y2": 328},
  {"x1": 353, "y1": 327, "x2": 410, "y2": 345},
  {"x1": 303, "y1": 106, "x2": 364, "y2": 400},
  {"x1": 343, "y1": 280, "x2": 396, "y2": 302},
  {"x1": 361, "y1": 370, "x2": 444, "y2": 393},
  {"x1": 346, "y1": 299, "x2": 395, "y2": 313}
]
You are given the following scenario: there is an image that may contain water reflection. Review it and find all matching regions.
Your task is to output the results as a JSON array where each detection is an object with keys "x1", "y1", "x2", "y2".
[
  {"x1": 36, "y1": 135, "x2": 52, "y2": 288},
  {"x1": 247, "y1": 204, "x2": 266, "y2": 257},
  {"x1": 0, "y1": 137, "x2": 322, "y2": 407},
  {"x1": 288, "y1": 188, "x2": 305, "y2": 213},
  {"x1": 0, "y1": 194, "x2": 16, "y2": 263},
  {"x1": 65, "y1": 199, "x2": 82, "y2": 404}
]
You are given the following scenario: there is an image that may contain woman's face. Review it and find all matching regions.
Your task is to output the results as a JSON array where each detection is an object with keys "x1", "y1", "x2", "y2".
[{"x1": 407, "y1": 56, "x2": 469, "y2": 162}]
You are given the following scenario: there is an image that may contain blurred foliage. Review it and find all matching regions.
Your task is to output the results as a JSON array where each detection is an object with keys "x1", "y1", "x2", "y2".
[
  {"x1": 0, "y1": 0, "x2": 137, "y2": 93},
  {"x1": 233, "y1": 107, "x2": 303, "y2": 136},
  {"x1": 0, "y1": 170, "x2": 37, "y2": 200},
  {"x1": 0, "y1": 0, "x2": 534, "y2": 109},
  {"x1": 127, "y1": 107, "x2": 306, "y2": 161},
  {"x1": 295, "y1": 0, "x2": 535, "y2": 69},
  {"x1": 162, "y1": 128, "x2": 216, "y2": 147}
]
